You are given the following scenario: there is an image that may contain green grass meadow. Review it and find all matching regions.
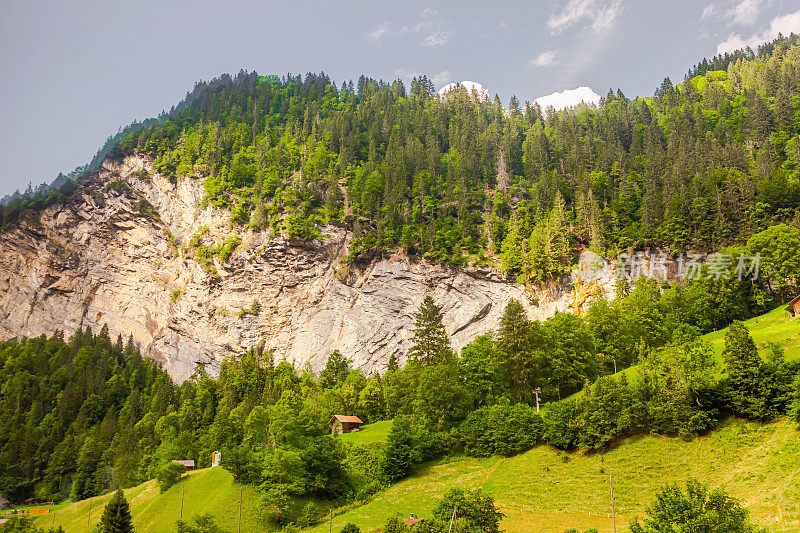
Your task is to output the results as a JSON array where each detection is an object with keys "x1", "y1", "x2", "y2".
[
  {"x1": 338, "y1": 420, "x2": 393, "y2": 445},
  {"x1": 32, "y1": 467, "x2": 263, "y2": 533}
]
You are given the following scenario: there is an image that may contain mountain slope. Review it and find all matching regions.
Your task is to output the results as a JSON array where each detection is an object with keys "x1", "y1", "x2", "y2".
[
  {"x1": 0, "y1": 155, "x2": 582, "y2": 381},
  {"x1": 314, "y1": 418, "x2": 800, "y2": 533}
]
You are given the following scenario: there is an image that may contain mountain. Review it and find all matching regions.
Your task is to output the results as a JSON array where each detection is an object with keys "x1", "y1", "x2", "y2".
[{"x1": 2, "y1": 35, "x2": 800, "y2": 380}]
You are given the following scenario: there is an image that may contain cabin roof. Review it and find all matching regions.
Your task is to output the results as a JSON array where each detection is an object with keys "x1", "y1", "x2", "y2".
[
  {"x1": 786, "y1": 294, "x2": 800, "y2": 310},
  {"x1": 173, "y1": 459, "x2": 195, "y2": 467},
  {"x1": 331, "y1": 415, "x2": 363, "y2": 424}
]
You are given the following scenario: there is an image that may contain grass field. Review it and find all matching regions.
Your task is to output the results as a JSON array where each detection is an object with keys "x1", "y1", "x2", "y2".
[
  {"x1": 339, "y1": 420, "x2": 393, "y2": 445},
  {"x1": 32, "y1": 467, "x2": 265, "y2": 533},
  {"x1": 314, "y1": 418, "x2": 800, "y2": 533}
]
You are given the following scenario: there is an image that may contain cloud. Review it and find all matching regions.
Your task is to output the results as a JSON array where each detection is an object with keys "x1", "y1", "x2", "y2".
[
  {"x1": 701, "y1": 3, "x2": 715, "y2": 21},
  {"x1": 547, "y1": 0, "x2": 623, "y2": 34},
  {"x1": 726, "y1": 0, "x2": 762, "y2": 26},
  {"x1": 368, "y1": 21, "x2": 390, "y2": 42},
  {"x1": 716, "y1": 9, "x2": 800, "y2": 54},
  {"x1": 393, "y1": 69, "x2": 452, "y2": 90},
  {"x1": 593, "y1": 0, "x2": 623, "y2": 31},
  {"x1": 530, "y1": 50, "x2": 560, "y2": 67},
  {"x1": 422, "y1": 31, "x2": 452, "y2": 47},
  {"x1": 400, "y1": 8, "x2": 453, "y2": 47},
  {"x1": 431, "y1": 71, "x2": 453, "y2": 87},
  {"x1": 534, "y1": 87, "x2": 602, "y2": 111}
]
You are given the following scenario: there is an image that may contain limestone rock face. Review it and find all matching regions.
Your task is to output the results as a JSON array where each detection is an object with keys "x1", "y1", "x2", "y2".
[{"x1": 0, "y1": 156, "x2": 594, "y2": 382}]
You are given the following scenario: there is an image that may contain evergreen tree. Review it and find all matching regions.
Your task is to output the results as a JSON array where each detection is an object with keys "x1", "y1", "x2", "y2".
[
  {"x1": 407, "y1": 296, "x2": 453, "y2": 365},
  {"x1": 100, "y1": 490, "x2": 134, "y2": 533},
  {"x1": 722, "y1": 321, "x2": 767, "y2": 419}
]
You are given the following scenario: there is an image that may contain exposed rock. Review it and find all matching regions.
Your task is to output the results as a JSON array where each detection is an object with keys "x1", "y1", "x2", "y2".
[{"x1": 0, "y1": 156, "x2": 608, "y2": 382}]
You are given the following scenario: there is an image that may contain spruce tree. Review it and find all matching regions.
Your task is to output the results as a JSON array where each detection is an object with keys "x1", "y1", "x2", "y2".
[
  {"x1": 722, "y1": 321, "x2": 767, "y2": 419},
  {"x1": 408, "y1": 295, "x2": 453, "y2": 365},
  {"x1": 498, "y1": 299, "x2": 534, "y2": 403},
  {"x1": 100, "y1": 490, "x2": 134, "y2": 533}
]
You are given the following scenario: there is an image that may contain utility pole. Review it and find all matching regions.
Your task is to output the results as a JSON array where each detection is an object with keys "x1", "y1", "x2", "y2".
[
  {"x1": 329, "y1": 508, "x2": 333, "y2": 533},
  {"x1": 609, "y1": 474, "x2": 617, "y2": 533},
  {"x1": 238, "y1": 487, "x2": 243, "y2": 533},
  {"x1": 533, "y1": 387, "x2": 542, "y2": 413},
  {"x1": 612, "y1": 356, "x2": 617, "y2": 374},
  {"x1": 88, "y1": 499, "x2": 91, "y2": 529},
  {"x1": 181, "y1": 484, "x2": 185, "y2": 519}
]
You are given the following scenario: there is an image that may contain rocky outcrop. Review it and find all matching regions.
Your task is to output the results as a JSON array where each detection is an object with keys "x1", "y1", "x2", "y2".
[{"x1": 0, "y1": 156, "x2": 605, "y2": 382}]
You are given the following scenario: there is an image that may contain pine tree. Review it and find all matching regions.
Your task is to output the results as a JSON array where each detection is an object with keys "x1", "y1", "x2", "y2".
[
  {"x1": 408, "y1": 296, "x2": 453, "y2": 365},
  {"x1": 100, "y1": 490, "x2": 134, "y2": 533}
]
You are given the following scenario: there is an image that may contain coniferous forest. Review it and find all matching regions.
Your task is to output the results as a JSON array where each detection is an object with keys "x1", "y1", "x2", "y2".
[{"x1": 3, "y1": 32, "x2": 800, "y2": 533}]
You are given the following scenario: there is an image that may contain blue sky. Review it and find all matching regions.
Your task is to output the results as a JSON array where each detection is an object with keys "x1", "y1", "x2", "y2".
[{"x1": 1, "y1": 0, "x2": 799, "y2": 197}]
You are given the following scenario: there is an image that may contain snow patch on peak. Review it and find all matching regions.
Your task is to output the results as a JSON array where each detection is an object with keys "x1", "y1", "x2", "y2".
[
  {"x1": 438, "y1": 81, "x2": 490, "y2": 101},
  {"x1": 534, "y1": 87, "x2": 601, "y2": 111}
]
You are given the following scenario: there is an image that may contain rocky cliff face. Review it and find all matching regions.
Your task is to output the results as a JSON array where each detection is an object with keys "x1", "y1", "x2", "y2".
[{"x1": 0, "y1": 156, "x2": 608, "y2": 382}]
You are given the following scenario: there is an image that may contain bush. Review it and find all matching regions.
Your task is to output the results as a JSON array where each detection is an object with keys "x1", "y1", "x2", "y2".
[
  {"x1": 156, "y1": 461, "x2": 185, "y2": 493},
  {"x1": 630, "y1": 479, "x2": 766, "y2": 533},
  {"x1": 340, "y1": 523, "x2": 360, "y2": 533},
  {"x1": 176, "y1": 513, "x2": 224, "y2": 533}
]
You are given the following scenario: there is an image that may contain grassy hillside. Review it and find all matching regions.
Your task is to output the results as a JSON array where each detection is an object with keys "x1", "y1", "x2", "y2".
[
  {"x1": 28, "y1": 309, "x2": 800, "y2": 533},
  {"x1": 339, "y1": 420, "x2": 393, "y2": 445},
  {"x1": 32, "y1": 467, "x2": 265, "y2": 533},
  {"x1": 700, "y1": 305, "x2": 800, "y2": 363},
  {"x1": 316, "y1": 418, "x2": 800, "y2": 533}
]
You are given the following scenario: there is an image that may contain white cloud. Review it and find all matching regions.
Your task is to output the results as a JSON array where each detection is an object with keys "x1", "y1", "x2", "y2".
[
  {"x1": 422, "y1": 31, "x2": 452, "y2": 47},
  {"x1": 726, "y1": 0, "x2": 762, "y2": 26},
  {"x1": 393, "y1": 69, "x2": 452, "y2": 90},
  {"x1": 368, "y1": 21, "x2": 390, "y2": 42},
  {"x1": 431, "y1": 70, "x2": 452, "y2": 88},
  {"x1": 547, "y1": 0, "x2": 623, "y2": 34},
  {"x1": 716, "y1": 9, "x2": 800, "y2": 54},
  {"x1": 530, "y1": 50, "x2": 560, "y2": 67},
  {"x1": 593, "y1": 0, "x2": 623, "y2": 31},
  {"x1": 701, "y1": 3, "x2": 715, "y2": 21},
  {"x1": 400, "y1": 8, "x2": 453, "y2": 47},
  {"x1": 534, "y1": 87, "x2": 601, "y2": 111}
]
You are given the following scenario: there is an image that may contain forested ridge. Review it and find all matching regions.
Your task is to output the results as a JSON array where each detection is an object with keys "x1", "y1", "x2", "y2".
[{"x1": 3, "y1": 36, "x2": 800, "y2": 283}]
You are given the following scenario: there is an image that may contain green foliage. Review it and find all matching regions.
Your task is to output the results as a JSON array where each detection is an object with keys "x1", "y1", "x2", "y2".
[
  {"x1": 99, "y1": 490, "x2": 134, "y2": 533},
  {"x1": 340, "y1": 523, "x2": 360, "y2": 533},
  {"x1": 170, "y1": 290, "x2": 182, "y2": 304},
  {"x1": 175, "y1": 514, "x2": 224, "y2": 533},
  {"x1": 431, "y1": 488, "x2": 504, "y2": 533},
  {"x1": 408, "y1": 296, "x2": 453, "y2": 365},
  {"x1": 630, "y1": 479, "x2": 766, "y2": 533},
  {"x1": 156, "y1": 462, "x2": 185, "y2": 493},
  {"x1": 381, "y1": 418, "x2": 417, "y2": 482}
]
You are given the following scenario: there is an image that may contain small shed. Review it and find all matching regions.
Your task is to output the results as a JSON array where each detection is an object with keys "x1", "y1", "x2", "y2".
[
  {"x1": 404, "y1": 514, "x2": 424, "y2": 527},
  {"x1": 329, "y1": 415, "x2": 363, "y2": 435},
  {"x1": 786, "y1": 294, "x2": 800, "y2": 317},
  {"x1": 172, "y1": 459, "x2": 195, "y2": 472},
  {"x1": 0, "y1": 492, "x2": 8, "y2": 510}
]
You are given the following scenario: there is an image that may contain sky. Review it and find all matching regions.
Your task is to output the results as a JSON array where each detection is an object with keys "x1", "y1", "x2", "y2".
[{"x1": 1, "y1": 0, "x2": 800, "y2": 197}]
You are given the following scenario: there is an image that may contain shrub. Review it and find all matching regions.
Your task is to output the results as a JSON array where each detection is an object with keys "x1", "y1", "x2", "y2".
[{"x1": 156, "y1": 461, "x2": 185, "y2": 493}]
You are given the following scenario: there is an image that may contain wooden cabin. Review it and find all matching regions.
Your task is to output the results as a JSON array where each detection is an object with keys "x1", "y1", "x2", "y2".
[
  {"x1": 172, "y1": 459, "x2": 195, "y2": 472},
  {"x1": 329, "y1": 415, "x2": 363, "y2": 435},
  {"x1": 786, "y1": 294, "x2": 800, "y2": 317}
]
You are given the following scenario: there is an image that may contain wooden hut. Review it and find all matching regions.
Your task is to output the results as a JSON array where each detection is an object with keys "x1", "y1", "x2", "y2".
[
  {"x1": 786, "y1": 294, "x2": 800, "y2": 317},
  {"x1": 172, "y1": 459, "x2": 195, "y2": 472},
  {"x1": 329, "y1": 415, "x2": 363, "y2": 435}
]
